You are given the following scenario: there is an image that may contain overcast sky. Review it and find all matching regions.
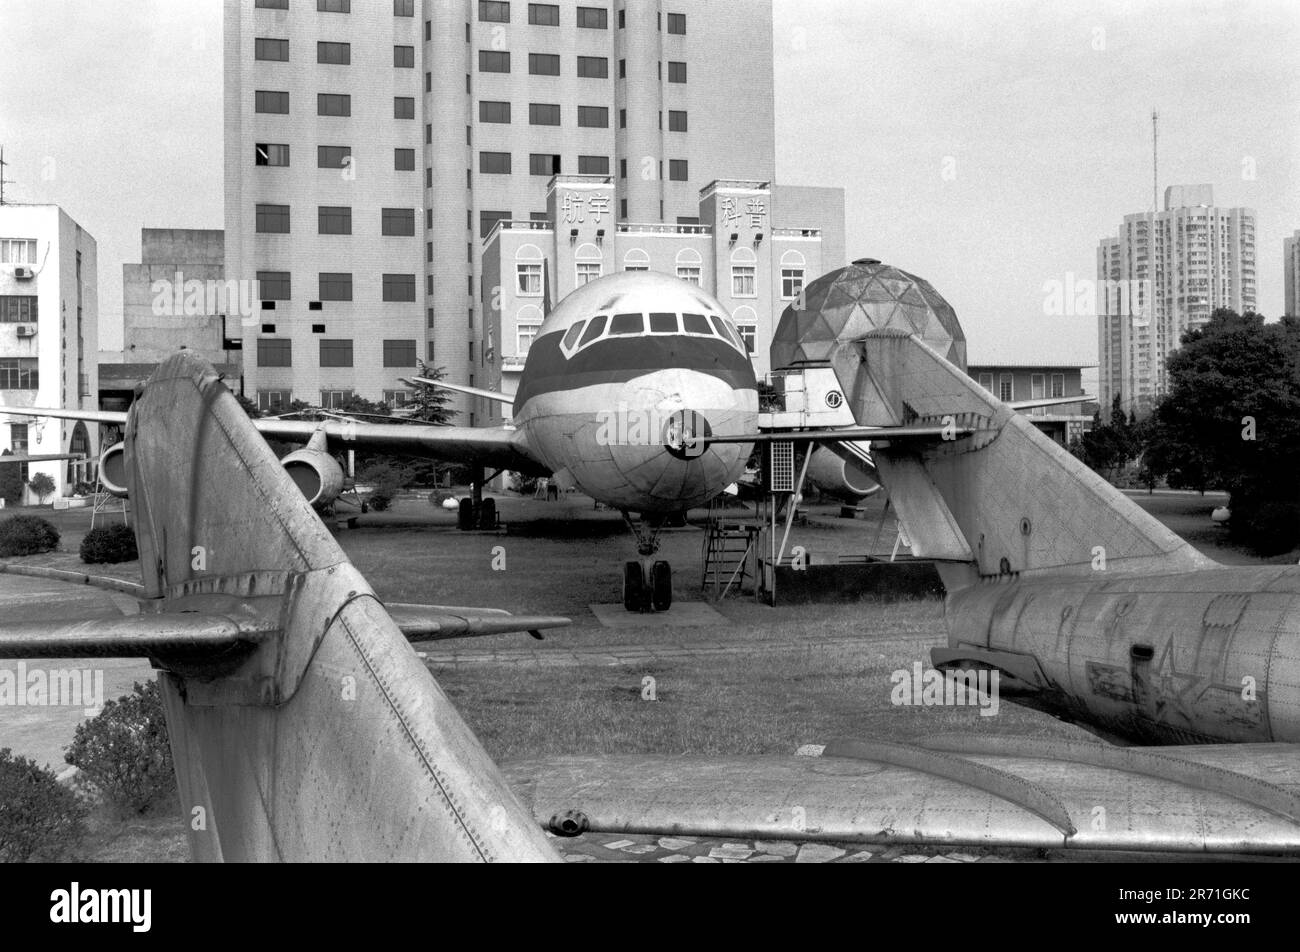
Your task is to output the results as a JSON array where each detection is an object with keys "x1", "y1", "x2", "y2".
[{"x1": 1, "y1": 0, "x2": 1296, "y2": 364}]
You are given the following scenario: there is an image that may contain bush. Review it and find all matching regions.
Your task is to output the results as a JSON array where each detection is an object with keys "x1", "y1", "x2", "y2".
[
  {"x1": 80, "y1": 524, "x2": 139, "y2": 564},
  {"x1": 1231, "y1": 499, "x2": 1300, "y2": 556},
  {"x1": 27, "y1": 472, "x2": 56, "y2": 504},
  {"x1": 0, "y1": 515, "x2": 60, "y2": 557},
  {"x1": 359, "y1": 461, "x2": 407, "y2": 513},
  {"x1": 368, "y1": 490, "x2": 394, "y2": 512},
  {"x1": 0, "y1": 748, "x2": 88, "y2": 862},
  {"x1": 64, "y1": 681, "x2": 177, "y2": 816}
]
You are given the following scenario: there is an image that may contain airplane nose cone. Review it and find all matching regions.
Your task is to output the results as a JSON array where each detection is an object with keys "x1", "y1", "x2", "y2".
[{"x1": 662, "y1": 409, "x2": 712, "y2": 460}]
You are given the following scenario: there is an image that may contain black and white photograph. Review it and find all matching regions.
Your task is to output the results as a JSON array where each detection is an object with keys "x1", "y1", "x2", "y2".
[{"x1": 0, "y1": 0, "x2": 1296, "y2": 921}]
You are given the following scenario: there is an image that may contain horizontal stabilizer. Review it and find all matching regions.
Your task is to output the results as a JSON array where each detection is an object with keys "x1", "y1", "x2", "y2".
[
  {"x1": 706, "y1": 423, "x2": 976, "y2": 445},
  {"x1": 387, "y1": 603, "x2": 568, "y2": 641},
  {"x1": 0, "y1": 614, "x2": 278, "y2": 658},
  {"x1": 0, "y1": 406, "x2": 128, "y2": 425},
  {"x1": 402, "y1": 376, "x2": 515, "y2": 408}
]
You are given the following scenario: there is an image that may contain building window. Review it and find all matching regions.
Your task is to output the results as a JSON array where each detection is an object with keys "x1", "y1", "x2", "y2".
[
  {"x1": 394, "y1": 0, "x2": 414, "y2": 15},
  {"x1": 255, "y1": 143, "x2": 290, "y2": 167},
  {"x1": 978, "y1": 373, "x2": 994, "y2": 392},
  {"x1": 479, "y1": 151, "x2": 511, "y2": 174},
  {"x1": 256, "y1": 271, "x2": 291, "y2": 300},
  {"x1": 254, "y1": 38, "x2": 289, "y2": 62},
  {"x1": 529, "y1": 154, "x2": 561, "y2": 176},
  {"x1": 529, "y1": 3, "x2": 559, "y2": 25},
  {"x1": 383, "y1": 274, "x2": 417, "y2": 302},
  {"x1": 619, "y1": 58, "x2": 626, "y2": 78},
  {"x1": 255, "y1": 0, "x2": 288, "y2": 7},
  {"x1": 255, "y1": 204, "x2": 290, "y2": 233},
  {"x1": 624, "y1": 249, "x2": 650, "y2": 272},
  {"x1": 319, "y1": 340, "x2": 354, "y2": 368},
  {"x1": 529, "y1": 52, "x2": 560, "y2": 75},
  {"x1": 668, "y1": 110, "x2": 687, "y2": 132},
  {"x1": 676, "y1": 266, "x2": 701, "y2": 285},
  {"x1": 619, "y1": 108, "x2": 626, "y2": 128},
  {"x1": 479, "y1": 0, "x2": 510, "y2": 22},
  {"x1": 257, "y1": 338, "x2": 292, "y2": 368},
  {"x1": 317, "y1": 93, "x2": 351, "y2": 116},
  {"x1": 383, "y1": 389, "x2": 413, "y2": 408},
  {"x1": 257, "y1": 390, "x2": 292, "y2": 413},
  {"x1": 1051, "y1": 374, "x2": 1065, "y2": 398},
  {"x1": 0, "y1": 358, "x2": 37, "y2": 389},
  {"x1": 668, "y1": 159, "x2": 688, "y2": 181},
  {"x1": 529, "y1": 102, "x2": 560, "y2": 125},
  {"x1": 254, "y1": 90, "x2": 290, "y2": 114},
  {"x1": 619, "y1": 158, "x2": 627, "y2": 179},
  {"x1": 0, "y1": 295, "x2": 38, "y2": 321},
  {"x1": 317, "y1": 41, "x2": 351, "y2": 65},
  {"x1": 618, "y1": 8, "x2": 624, "y2": 27},
  {"x1": 518, "y1": 319, "x2": 542, "y2": 354},
  {"x1": 381, "y1": 208, "x2": 416, "y2": 236},
  {"x1": 578, "y1": 155, "x2": 609, "y2": 175},
  {"x1": 394, "y1": 96, "x2": 415, "y2": 119},
  {"x1": 732, "y1": 266, "x2": 756, "y2": 297},
  {"x1": 735, "y1": 323, "x2": 756, "y2": 354},
  {"x1": 318, "y1": 0, "x2": 349, "y2": 11},
  {"x1": 319, "y1": 272, "x2": 353, "y2": 301},
  {"x1": 577, "y1": 56, "x2": 608, "y2": 78},
  {"x1": 576, "y1": 262, "x2": 601, "y2": 286},
  {"x1": 0, "y1": 241, "x2": 35, "y2": 266},
  {"x1": 577, "y1": 106, "x2": 608, "y2": 128},
  {"x1": 383, "y1": 339, "x2": 417, "y2": 367},
  {"x1": 666, "y1": 12, "x2": 686, "y2": 34},
  {"x1": 999, "y1": 374, "x2": 1014, "y2": 402},
  {"x1": 394, "y1": 45, "x2": 415, "y2": 67},
  {"x1": 667, "y1": 61, "x2": 686, "y2": 83},
  {"x1": 517, "y1": 263, "x2": 542, "y2": 295},
  {"x1": 317, "y1": 145, "x2": 352, "y2": 171},
  {"x1": 395, "y1": 148, "x2": 415, "y2": 170},
  {"x1": 781, "y1": 268, "x2": 804, "y2": 300},
  {"x1": 576, "y1": 6, "x2": 608, "y2": 28},
  {"x1": 320, "y1": 389, "x2": 354, "y2": 409},
  {"x1": 479, "y1": 50, "x2": 511, "y2": 72},
  {"x1": 480, "y1": 210, "x2": 511, "y2": 238},
  {"x1": 479, "y1": 100, "x2": 511, "y2": 123}
]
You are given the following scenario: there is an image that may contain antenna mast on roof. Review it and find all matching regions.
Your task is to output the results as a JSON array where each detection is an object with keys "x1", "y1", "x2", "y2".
[{"x1": 0, "y1": 147, "x2": 13, "y2": 205}]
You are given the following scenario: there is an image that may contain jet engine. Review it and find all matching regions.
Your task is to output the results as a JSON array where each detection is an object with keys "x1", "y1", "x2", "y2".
[
  {"x1": 280, "y1": 448, "x2": 345, "y2": 508},
  {"x1": 805, "y1": 444, "x2": 881, "y2": 503},
  {"x1": 98, "y1": 442, "x2": 129, "y2": 498}
]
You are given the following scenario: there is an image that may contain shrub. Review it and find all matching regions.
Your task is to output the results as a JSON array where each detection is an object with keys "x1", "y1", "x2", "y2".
[
  {"x1": 80, "y1": 524, "x2": 139, "y2": 564},
  {"x1": 0, "y1": 748, "x2": 88, "y2": 862},
  {"x1": 359, "y1": 461, "x2": 407, "y2": 513},
  {"x1": 28, "y1": 472, "x2": 56, "y2": 504},
  {"x1": 64, "y1": 681, "x2": 177, "y2": 816},
  {"x1": 1231, "y1": 499, "x2": 1300, "y2": 556},
  {"x1": 0, "y1": 515, "x2": 60, "y2": 557},
  {"x1": 368, "y1": 490, "x2": 394, "y2": 512}
]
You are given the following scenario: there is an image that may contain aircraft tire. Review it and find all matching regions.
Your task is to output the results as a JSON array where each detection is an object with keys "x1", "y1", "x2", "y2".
[
  {"x1": 457, "y1": 498, "x2": 475, "y2": 530},
  {"x1": 478, "y1": 497, "x2": 497, "y2": 530},
  {"x1": 650, "y1": 561, "x2": 672, "y2": 612},
  {"x1": 623, "y1": 561, "x2": 646, "y2": 612}
]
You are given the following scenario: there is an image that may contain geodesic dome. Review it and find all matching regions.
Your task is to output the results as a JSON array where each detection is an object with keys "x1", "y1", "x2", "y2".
[{"x1": 770, "y1": 258, "x2": 966, "y2": 372}]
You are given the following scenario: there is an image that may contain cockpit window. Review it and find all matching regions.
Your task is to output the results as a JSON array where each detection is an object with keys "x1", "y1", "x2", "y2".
[
  {"x1": 562, "y1": 321, "x2": 586, "y2": 350},
  {"x1": 579, "y1": 314, "x2": 607, "y2": 346},
  {"x1": 710, "y1": 315, "x2": 739, "y2": 348},
  {"x1": 609, "y1": 313, "x2": 644, "y2": 335},
  {"x1": 682, "y1": 312, "x2": 711, "y2": 335},
  {"x1": 649, "y1": 312, "x2": 678, "y2": 333}
]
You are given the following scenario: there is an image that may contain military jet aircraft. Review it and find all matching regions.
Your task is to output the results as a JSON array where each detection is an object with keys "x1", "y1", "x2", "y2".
[{"x1": 4, "y1": 351, "x2": 1300, "y2": 861}]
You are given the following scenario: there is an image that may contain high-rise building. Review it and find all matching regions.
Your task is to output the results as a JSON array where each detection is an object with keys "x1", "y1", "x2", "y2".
[
  {"x1": 1097, "y1": 184, "x2": 1255, "y2": 417},
  {"x1": 224, "y1": 0, "x2": 841, "y2": 422},
  {"x1": 0, "y1": 204, "x2": 99, "y2": 500},
  {"x1": 1286, "y1": 229, "x2": 1300, "y2": 317}
]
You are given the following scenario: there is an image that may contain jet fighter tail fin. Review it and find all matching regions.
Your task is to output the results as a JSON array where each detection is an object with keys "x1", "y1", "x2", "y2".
[{"x1": 853, "y1": 329, "x2": 1215, "y2": 589}]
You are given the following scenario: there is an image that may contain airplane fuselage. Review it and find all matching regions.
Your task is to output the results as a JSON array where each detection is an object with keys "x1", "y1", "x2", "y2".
[
  {"x1": 941, "y1": 565, "x2": 1300, "y2": 745},
  {"x1": 509, "y1": 272, "x2": 758, "y2": 514}
]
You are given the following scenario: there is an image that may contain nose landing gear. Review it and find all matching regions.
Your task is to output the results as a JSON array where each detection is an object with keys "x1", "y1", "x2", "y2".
[{"x1": 621, "y1": 513, "x2": 675, "y2": 613}]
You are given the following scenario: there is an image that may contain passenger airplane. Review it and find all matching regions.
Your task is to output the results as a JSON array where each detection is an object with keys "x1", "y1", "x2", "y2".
[{"x1": 5, "y1": 351, "x2": 1298, "y2": 861}]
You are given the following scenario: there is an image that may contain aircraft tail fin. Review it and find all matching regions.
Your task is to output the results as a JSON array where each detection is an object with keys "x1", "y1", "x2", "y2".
[
  {"x1": 118, "y1": 353, "x2": 558, "y2": 861},
  {"x1": 853, "y1": 330, "x2": 1215, "y2": 589}
]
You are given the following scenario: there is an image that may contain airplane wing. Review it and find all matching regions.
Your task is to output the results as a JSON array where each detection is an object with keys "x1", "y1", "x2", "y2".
[
  {"x1": 505, "y1": 736, "x2": 1300, "y2": 855},
  {"x1": 0, "y1": 353, "x2": 565, "y2": 862},
  {"x1": 704, "y1": 423, "x2": 977, "y2": 445},
  {"x1": 402, "y1": 375, "x2": 514, "y2": 410},
  {"x1": 0, "y1": 405, "x2": 550, "y2": 475}
]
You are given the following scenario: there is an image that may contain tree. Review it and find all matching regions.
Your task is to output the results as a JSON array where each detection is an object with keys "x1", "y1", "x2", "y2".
[
  {"x1": 406, "y1": 362, "x2": 458, "y2": 426},
  {"x1": 1144, "y1": 309, "x2": 1300, "y2": 553},
  {"x1": 1068, "y1": 396, "x2": 1143, "y2": 482},
  {"x1": 27, "y1": 472, "x2": 56, "y2": 505},
  {"x1": 233, "y1": 393, "x2": 263, "y2": 419}
]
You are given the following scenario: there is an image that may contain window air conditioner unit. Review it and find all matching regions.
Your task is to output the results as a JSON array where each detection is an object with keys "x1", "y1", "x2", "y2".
[
  {"x1": 16, "y1": 324, "x2": 36, "y2": 337},
  {"x1": 13, "y1": 267, "x2": 34, "y2": 280}
]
